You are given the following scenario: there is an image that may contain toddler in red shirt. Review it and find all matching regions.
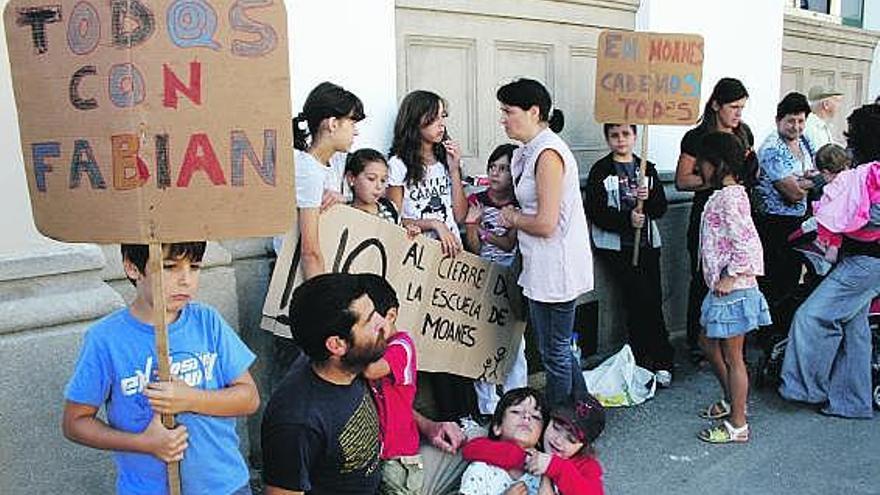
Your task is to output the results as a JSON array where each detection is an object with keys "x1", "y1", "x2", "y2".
[
  {"x1": 363, "y1": 275, "x2": 423, "y2": 495},
  {"x1": 462, "y1": 394, "x2": 606, "y2": 495}
]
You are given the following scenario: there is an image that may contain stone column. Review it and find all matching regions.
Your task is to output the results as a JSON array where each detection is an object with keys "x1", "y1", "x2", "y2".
[{"x1": 0, "y1": 244, "x2": 123, "y2": 493}]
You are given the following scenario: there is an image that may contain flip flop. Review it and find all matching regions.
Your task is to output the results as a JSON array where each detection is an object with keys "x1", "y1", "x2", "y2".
[{"x1": 698, "y1": 399, "x2": 730, "y2": 420}]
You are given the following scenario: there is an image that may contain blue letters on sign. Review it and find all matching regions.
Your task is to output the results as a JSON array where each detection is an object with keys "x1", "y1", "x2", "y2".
[
  {"x1": 69, "y1": 140, "x2": 107, "y2": 190},
  {"x1": 32, "y1": 142, "x2": 61, "y2": 192},
  {"x1": 67, "y1": 1, "x2": 101, "y2": 55},
  {"x1": 167, "y1": 0, "x2": 221, "y2": 50},
  {"x1": 229, "y1": 0, "x2": 277, "y2": 57},
  {"x1": 231, "y1": 129, "x2": 277, "y2": 186},
  {"x1": 108, "y1": 63, "x2": 146, "y2": 108}
]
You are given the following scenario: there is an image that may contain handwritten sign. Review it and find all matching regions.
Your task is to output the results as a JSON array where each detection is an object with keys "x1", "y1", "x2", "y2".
[
  {"x1": 595, "y1": 30, "x2": 704, "y2": 125},
  {"x1": 261, "y1": 207, "x2": 526, "y2": 383},
  {"x1": 4, "y1": 0, "x2": 294, "y2": 242}
]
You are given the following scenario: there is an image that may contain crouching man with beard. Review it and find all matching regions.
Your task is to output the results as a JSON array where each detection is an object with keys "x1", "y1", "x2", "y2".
[{"x1": 261, "y1": 273, "x2": 388, "y2": 495}]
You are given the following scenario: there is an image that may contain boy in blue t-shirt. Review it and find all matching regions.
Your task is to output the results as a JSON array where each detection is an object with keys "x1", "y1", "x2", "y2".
[{"x1": 62, "y1": 242, "x2": 259, "y2": 495}]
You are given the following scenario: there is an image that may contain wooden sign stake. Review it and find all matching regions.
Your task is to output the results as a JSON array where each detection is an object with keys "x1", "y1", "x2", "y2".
[
  {"x1": 632, "y1": 124, "x2": 650, "y2": 267},
  {"x1": 148, "y1": 243, "x2": 182, "y2": 495}
]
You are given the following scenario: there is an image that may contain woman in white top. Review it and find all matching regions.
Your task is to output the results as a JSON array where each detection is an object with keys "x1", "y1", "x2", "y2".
[
  {"x1": 497, "y1": 78, "x2": 593, "y2": 407},
  {"x1": 292, "y1": 82, "x2": 364, "y2": 279},
  {"x1": 387, "y1": 90, "x2": 468, "y2": 257}
]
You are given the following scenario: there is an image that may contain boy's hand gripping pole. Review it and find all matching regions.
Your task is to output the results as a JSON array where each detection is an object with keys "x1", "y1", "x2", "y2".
[
  {"x1": 632, "y1": 124, "x2": 649, "y2": 267},
  {"x1": 149, "y1": 243, "x2": 182, "y2": 495}
]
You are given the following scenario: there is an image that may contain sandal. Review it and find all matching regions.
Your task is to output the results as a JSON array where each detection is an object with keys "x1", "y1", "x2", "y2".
[
  {"x1": 698, "y1": 399, "x2": 730, "y2": 420},
  {"x1": 697, "y1": 421, "x2": 749, "y2": 444}
]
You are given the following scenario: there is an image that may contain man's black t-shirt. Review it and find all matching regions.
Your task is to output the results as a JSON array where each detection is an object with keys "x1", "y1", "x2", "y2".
[{"x1": 261, "y1": 355, "x2": 382, "y2": 494}]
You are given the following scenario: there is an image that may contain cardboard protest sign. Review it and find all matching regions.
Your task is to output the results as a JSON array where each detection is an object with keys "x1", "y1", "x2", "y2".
[
  {"x1": 4, "y1": 0, "x2": 294, "y2": 242},
  {"x1": 595, "y1": 30, "x2": 704, "y2": 125},
  {"x1": 262, "y1": 206, "x2": 526, "y2": 383}
]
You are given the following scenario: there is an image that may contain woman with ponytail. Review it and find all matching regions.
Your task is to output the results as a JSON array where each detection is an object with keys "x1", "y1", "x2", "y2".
[
  {"x1": 496, "y1": 78, "x2": 593, "y2": 407},
  {"x1": 675, "y1": 78, "x2": 755, "y2": 364},
  {"x1": 290, "y1": 81, "x2": 365, "y2": 279}
]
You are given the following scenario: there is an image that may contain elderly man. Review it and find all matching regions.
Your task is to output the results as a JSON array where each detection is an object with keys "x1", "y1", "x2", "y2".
[
  {"x1": 804, "y1": 85, "x2": 844, "y2": 149},
  {"x1": 779, "y1": 104, "x2": 880, "y2": 419},
  {"x1": 754, "y1": 92, "x2": 817, "y2": 330}
]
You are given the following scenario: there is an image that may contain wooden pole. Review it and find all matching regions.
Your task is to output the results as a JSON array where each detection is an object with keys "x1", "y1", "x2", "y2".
[
  {"x1": 148, "y1": 243, "x2": 182, "y2": 495},
  {"x1": 632, "y1": 124, "x2": 650, "y2": 267}
]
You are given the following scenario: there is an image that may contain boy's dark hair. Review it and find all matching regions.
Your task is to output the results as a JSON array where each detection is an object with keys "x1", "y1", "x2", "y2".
[
  {"x1": 389, "y1": 90, "x2": 448, "y2": 185},
  {"x1": 487, "y1": 387, "x2": 547, "y2": 440},
  {"x1": 814, "y1": 143, "x2": 851, "y2": 173},
  {"x1": 288, "y1": 273, "x2": 370, "y2": 363},
  {"x1": 845, "y1": 103, "x2": 880, "y2": 165},
  {"x1": 293, "y1": 81, "x2": 365, "y2": 151},
  {"x1": 345, "y1": 148, "x2": 388, "y2": 176},
  {"x1": 120, "y1": 242, "x2": 206, "y2": 286},
  {"x1": 697, "y1": 132, "x2": 747, "y2": 188},
  {"x1": 487, "y1": 143, "x2": 518, "y2": 170},
  {"x1": 497, "y1": 78, "x2": 565, "y2": 133},
  {"x1": 776, "y1": 92, "x2": 811, "y2": 120},
  {"x1": 602, "y1": 123, "x2": 637, "y2": 139},
  {"x1": 362, "y1": 274, "x2": 399, "y2": 317}
]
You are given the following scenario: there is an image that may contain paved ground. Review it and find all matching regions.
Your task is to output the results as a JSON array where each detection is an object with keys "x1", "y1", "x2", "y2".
[
  {"x1": 595, "y1": 344, "x2": 880, "y2": 495},
  {"x1": 251, "y1": 340, "x2": 879, "y2": 495}
]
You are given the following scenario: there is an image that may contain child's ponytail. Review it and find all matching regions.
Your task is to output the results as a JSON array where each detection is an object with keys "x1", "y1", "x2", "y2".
[{"x1": 292, "y1": 112, "x2": 309, "y2": 151}]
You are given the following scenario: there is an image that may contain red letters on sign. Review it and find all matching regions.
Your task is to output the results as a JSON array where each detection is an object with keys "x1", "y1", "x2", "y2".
[
  {"x1": 176, "y1": 133, "x2": 226, "y2": 187},
  {"x1": 163, "y1": 61, "x2": 202, "y2": 109}
]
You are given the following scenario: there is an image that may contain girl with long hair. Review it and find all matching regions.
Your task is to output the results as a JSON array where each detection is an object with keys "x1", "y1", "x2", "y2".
[{"x1": 387, "y1": 90, "x2": 468, "y2": 257}]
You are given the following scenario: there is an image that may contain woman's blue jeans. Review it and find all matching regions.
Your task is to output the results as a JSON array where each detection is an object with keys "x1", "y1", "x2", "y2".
[
  {"x1": 527, "y1": 298, "x2": 588, "y2": 406},
  {"x1": 779, "y1": 254, "x2": 880, "y2": 418}
]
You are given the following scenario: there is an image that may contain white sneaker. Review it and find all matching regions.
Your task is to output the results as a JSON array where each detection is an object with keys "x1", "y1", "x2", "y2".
[{"x1": 655, "y1": 370, "x2": 672, "y2": 388}]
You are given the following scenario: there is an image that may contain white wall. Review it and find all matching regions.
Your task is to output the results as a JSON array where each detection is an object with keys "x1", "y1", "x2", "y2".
[
  {"x1": 636, "y1": 0, "x2": 785, "y2": 171},
  {"x1": 0, "y1": 0, "x2": 397, "y2": 256},
  {"x1": 860, "y1": 0, "x2": 880, "y2": 103},
  {"x1": 0, "y1": 18, "x2": 47, "y2": 255},
  {"x1": 865, "y1": 0, "x2": 880, "y2": 30},
  {"x1": 871, "y1": 43, "x2": 880, "y2": 104},
  {"x1": 290, "y1": 0, "x2": 397, "y2": 153}
]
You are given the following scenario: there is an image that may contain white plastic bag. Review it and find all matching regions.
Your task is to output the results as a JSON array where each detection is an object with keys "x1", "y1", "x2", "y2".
[{"x1": 582, "y1": 344, "x2": 656, "y2": 407}]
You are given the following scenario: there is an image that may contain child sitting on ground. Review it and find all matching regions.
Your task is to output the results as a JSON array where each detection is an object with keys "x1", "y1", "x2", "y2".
[
  {"x1": 62, "y1": 242, "x2": 259, "y2": 494},
  {"x1": 346, "y1": 148, "x2": 420, "y2": 237},
  {"x1": 459, "y1": 388, "x2": 548, "y2": 495},
  {"x1": 462, "y1": 395, "x2": 606, "y2": 495},
  {"x1": 362, "y1": 275, "x2": 423, "y2": 495},
  {"x1": 464, "y1": 143, "x2": 528, "y2": 418}
]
